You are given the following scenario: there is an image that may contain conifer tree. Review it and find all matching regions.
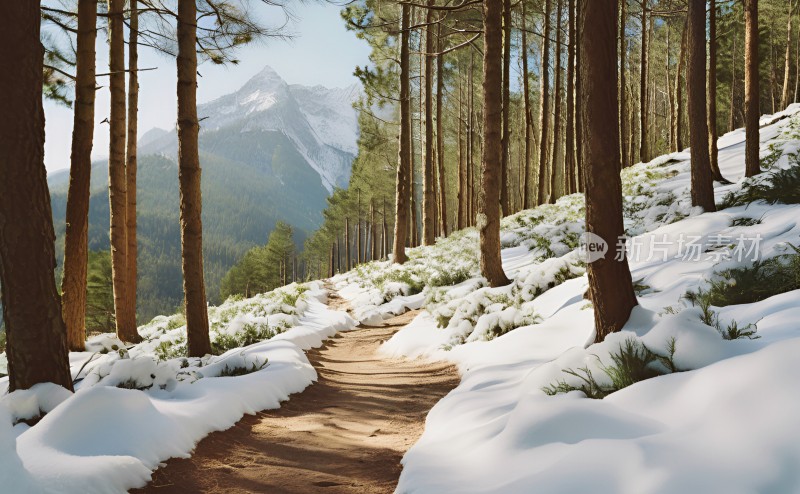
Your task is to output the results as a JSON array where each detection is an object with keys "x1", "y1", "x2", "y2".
[{"x1": 0, "y1": 0, "x2": 73, "y2": 391}]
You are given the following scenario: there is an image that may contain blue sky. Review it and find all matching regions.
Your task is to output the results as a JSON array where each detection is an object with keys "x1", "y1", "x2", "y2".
[{"x1": 43, "y1": 1, "x2": 371, "y2": 173}]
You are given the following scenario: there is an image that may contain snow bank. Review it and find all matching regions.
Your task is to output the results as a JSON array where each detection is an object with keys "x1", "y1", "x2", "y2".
[
  {"x1": 0, "y1": 282, "x2": 356, "y2": 493},
  {"x1": 368, "y1": 107, "x2": 800, "y2": 492}
]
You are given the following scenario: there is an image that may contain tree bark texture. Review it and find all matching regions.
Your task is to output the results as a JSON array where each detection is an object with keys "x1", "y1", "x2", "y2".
[
  {"x1": 177, "y1": 0, "x2": 211, "y2": 357},
  {"x1": 0, "y1": 1, "x2": 73, "y2": 391},
  {"x1": 61, "y1": 0, "x2": 98, "y2": 351},
  {"x1": 580, "y1": 0, "x2": 638, "y2": 343},
  {"x1": 479, "y1": 0, "x2": 511, "y2": 287}
]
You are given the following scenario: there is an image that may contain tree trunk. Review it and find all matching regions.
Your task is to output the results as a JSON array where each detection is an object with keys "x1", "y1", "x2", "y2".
[
  {"x1": 575, "y1": 11, "x2": 583, "y2": 191},
  {"x1": 673, "y1": 20, "x2": 687, "y2": 152},
  {"x1": 537, "y1": 0, "x2": 553, "y2": 205},
  {"x1": 565, "y1": 0, "x2": 576, "y2": 194},
  {"x1": 177, "y1": 0, "x2": 211, "y2": 357},
  {"x1": 108, "y1": 0, "x2": 137, "y2": 342},
  {"x1": 550, "y1": 0, "x2": 564, "y2": 202},
  {"x1": 0, "y1": 0, "x2": 73, "y2": 391},
  {"x1": 328, "y1": 242, "x2": 335, "y2": 278},
  {"x1": 356, "y1": 190, "x2": 362, "y2": 264},
  {"x1": 61, "y1": 0, "x2": 97, "y2": 351},
  {"x1": 500, "y1": 0, "x2": 512, "y2": 215},
  {"x1": 457, "y1": 66, "x2": 466, "y2": 230},
  {"x1": 479, "y1": 0, "x2": 511, "y2": 288},
  {"x1": 422, "y1": 2, "x2": 436, "y2": 246},
  {"x1": 580, "y1": 0, "x2": 638, "y2": 343},
  {"x1": 392, "y1": 4, "x2": 412, "y2": 263},
  {"x1": 126, "y1": 0, "x2": 139, "y2": 328},
  {"x1": 708, "y1": 0, "x2": 726, "y2": 182},
  {"x1": 345, "y1": 217, "x2": 351, "y2": 271},
  {"x1": 745, "y1": 0, "x2": 761, "y2": 177},
  {"x1": 687, "y1": 0, "x2": 716, "y2": 212},
  {"x1": 370, "y1": 198, "x2": 377, "y2": 260},
  {"x1": 730, "y1": 31, "x2": 738, "y2": 132},
  {"x1": 638, "y1": 0, "x2": 649, "y2": 163},
  {"x1": 468, "y1": 53, "x2": 475, "y2": 224},
  {"x1": 619, "y1": 0, "x2": 627, "y2": 167},
  {"x1": 522, "y1": 0, "x2": 533, "y2": 208},
  {"x1": 781, "y1": 1, "x2": 795, "y2": 109},
  {"x1": 436, "y1": 23, "x2": 448, "y2": 236}
]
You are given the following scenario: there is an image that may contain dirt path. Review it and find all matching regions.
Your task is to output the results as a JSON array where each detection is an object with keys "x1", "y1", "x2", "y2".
[{"x1": 134, "y1": 293, "x2": 459, "y2": 494}]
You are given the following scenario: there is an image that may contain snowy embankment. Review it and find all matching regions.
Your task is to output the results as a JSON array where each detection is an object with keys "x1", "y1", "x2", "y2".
[
  {"x1": 0, "y1": 282, "x2": 355, "y2": 493},
  {"x1": 336, "y1": 105, "x2": 800, "y2": 493}
]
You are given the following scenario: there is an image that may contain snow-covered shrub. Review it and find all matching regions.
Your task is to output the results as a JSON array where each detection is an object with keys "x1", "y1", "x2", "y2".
[
  {"x1": 687, "y1": 248, "x2": 800, "y2": 307},
  {"x1": 542, "y1": 337, "x2": 672, "y2": 399},
  {"x1": 139, "y1": 283, "x2": 310, "y2": 359},
  {"x1": 720, "y1": 160, "x2": 800, "y2": 208}
]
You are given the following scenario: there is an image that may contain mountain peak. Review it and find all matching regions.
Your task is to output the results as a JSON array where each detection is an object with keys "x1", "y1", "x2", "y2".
[{"x1": 242, "y1": 65, "x2": 287, "y2": 92}]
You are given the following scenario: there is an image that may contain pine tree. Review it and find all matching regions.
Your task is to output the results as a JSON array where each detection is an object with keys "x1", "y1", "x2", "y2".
[
  {"x1": 393, "y1": 4, "x2": 412, "y2": 264},
  {"x1": 61, "y1": 0, "x2": 98, "y2": 351},
  {"x1": 108, "y1": 0, "x2": 139, "y2": 343},
  {"x1": 0, "y1": 0, "x2": 73, "y2": 391},
  {"x1": 687, "y1": 0, "x2": 716, "y2": 211},
  {"x1": 177, "y1": 0, "x2": 211, "y2": 357},
  {"x1": 744, "y1": 0, "x2": 761, "y2": 177},
  {"x1": 479, "y1": 0, "x2": 511, "y2": 288},
  {"x1": 126, "y1": 0, "x2": 140, "y2": 327},
  {"x1": 580, "y1": 0, "x2": 637, "y2": 343}
]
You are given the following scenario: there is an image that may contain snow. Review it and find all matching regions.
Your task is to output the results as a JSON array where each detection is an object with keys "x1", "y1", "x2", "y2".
[
  {"x1": 335, "y1": 105, "x2": 800, "y2": 492},
  {"x1": 0, "y1": 282, "x2": 356, "y2": 493},
  {"x1": 5, "y1": 99, "x2": 800, "y2": 491}
]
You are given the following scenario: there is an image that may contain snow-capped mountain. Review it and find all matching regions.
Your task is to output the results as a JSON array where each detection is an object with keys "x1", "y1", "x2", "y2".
[{"x1": 142, "y1": 65, "x2": 361, "y2": 192}]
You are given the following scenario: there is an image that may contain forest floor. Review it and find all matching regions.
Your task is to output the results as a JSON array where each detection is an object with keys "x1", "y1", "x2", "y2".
[{"x1": 134, "y1": 292, "x2": 459, "y2": 494}]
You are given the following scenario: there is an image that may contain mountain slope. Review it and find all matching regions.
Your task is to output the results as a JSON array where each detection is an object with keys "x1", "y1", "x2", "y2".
[{"x1": 47, "y1": 66, "x2": 360, "y2": 322}]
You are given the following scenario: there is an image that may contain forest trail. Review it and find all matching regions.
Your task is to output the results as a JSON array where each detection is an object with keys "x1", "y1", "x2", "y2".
[{"x1": 135, "y1": 292, "x2": 459, "y2": 494}]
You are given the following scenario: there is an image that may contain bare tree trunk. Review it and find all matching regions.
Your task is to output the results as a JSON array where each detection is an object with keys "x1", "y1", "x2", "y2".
[
  {"x1": 436, "y1": 23, "x2": 448, "y2": 236},
  {"x1": 108, "y1": 0, "x2": 137, "y2": 342},
  {"x1": 0, "y1": 1, "x2": 73, "y2": 391},
  {"x1": 177, "y1": 0, "x2": 211, "y2": 356},
  {"x1": 673, "y1": 20, "x2": 687, "y2": 152},
  {"x1": 356, "y1": 190, "x2": 362, "y2": 264},
  {"x1": 328, "y1": 242, "x2": 335, "y2": 278},
  {"x1": 550, "y1": 0, "x2": 564, "y2": 202},
  {"x1": 580, "y1": 0, "x2": 637, "y2": 343},
  {"x1": 565, "y1": 0, "x2": 576, "y2": 194},
  {"x1": 392, "y1": 4, "x2": 412, "y2": 263},
  {"x1": 522, "y1": 0, "x2": 533, "y2": 208},
  {"x1": 638, "y1": 0, "x2": 649, "y2": 162},
  {"x1": 708, "y1": 0, "x2": 726, "y2": 182},
  {"x1": 537, "y1": 0, "x2": 553, "y2": 205},
  {"x1": 422, "y1": 1, "x2": 436, "y2": 245},
  {"x1": 457, "y1": 66, "x2": 466, "y2": 230},
  {"x1": 370, "y1": 198, "x2": 377, "y2": 260},
  {"x1": 480, "y1": 0, "x2": 511, "y2": 287},
  {"x1": 730, "y1": 31, "x2": 738, "y2": 132},
  {"x1": 795, "y1": 24, "x2": 800, "y2": 103},
  {"x1": 345, "y1": 217, "x2": 351, "y2": 271},
  {"x1": 500, "y1": 0, "x2": 512, "y2": 215},
  {"x1": 468, "y1": 53, "x2": 475, "y2": 224},
  {"x1": 745, "y1": 0, "x2": 761, "y2": 177},
  {"x1": 781, "y1": 1, "x2": 796, "y2": 109},
  {"x1": 61, "y1": 0, "x2": 97, "y2": 351},
  {"x1": 126, "y1": 0, "x2": 139, "y2": 328},
  {"x1": 687, "y1": 0, "x2": 716, "y2": 212},
  {"x1": 619, "y1": 0, "x2": 627, "y2": 167},
  {"x1": 575, "y1": 11, "x2": 583, "y2": 191}
]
